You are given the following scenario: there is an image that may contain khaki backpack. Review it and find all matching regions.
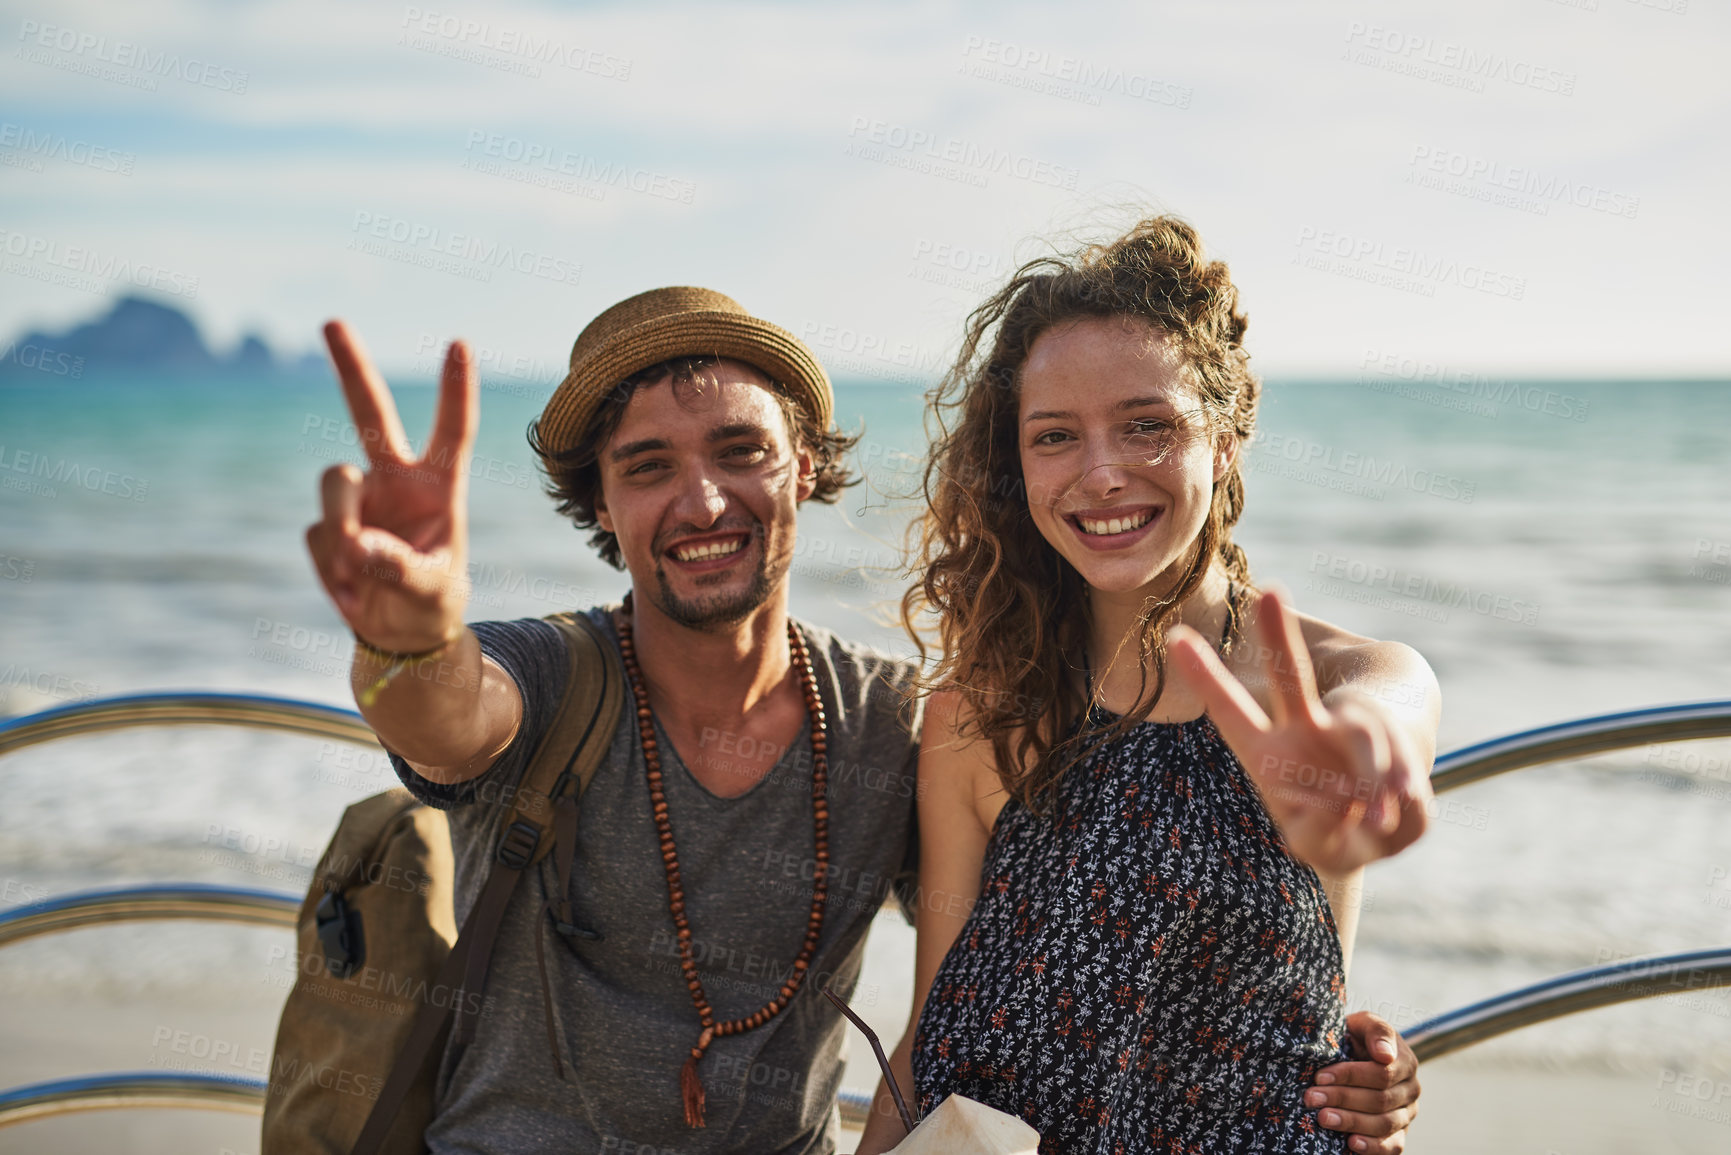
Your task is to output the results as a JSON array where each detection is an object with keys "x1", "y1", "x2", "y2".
[{"x1": 262, "y1": 611, "x2": 624, "y2": 1155}]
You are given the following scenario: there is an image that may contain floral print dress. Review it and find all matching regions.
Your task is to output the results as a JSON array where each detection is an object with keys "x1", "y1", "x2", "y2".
[{"x1": 913, "y1": 710, "x2": 1350, "y2": 1155}]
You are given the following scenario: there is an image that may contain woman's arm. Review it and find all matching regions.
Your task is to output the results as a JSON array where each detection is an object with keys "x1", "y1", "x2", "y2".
[
  {"x1": 855, "y1": 691, "x2": 998, "y2": 1155},
  {"x1": 1310, "y1": 627, "x2": 1439, "y2": 972}
]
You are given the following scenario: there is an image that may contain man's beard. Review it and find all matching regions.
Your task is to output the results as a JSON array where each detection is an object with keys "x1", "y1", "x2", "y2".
[{"x1": 651, "y1": 524, "x2": 784, "y2": 630}]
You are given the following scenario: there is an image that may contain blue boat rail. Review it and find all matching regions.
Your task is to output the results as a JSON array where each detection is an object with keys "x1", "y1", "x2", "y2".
[
  {"x1": 0, "y1": 690, "x2": 380, "y2": 758},
  {"x1": 0, "y1": 1072, "x2": 267, "y2": 1129},
  {"x1": 1403, "y1": 946, "x2": 1731, "y2": 1062},
  {"x1": 3, "y1": 692, "x2": 1730, "y2": 1130},
  {"x1": 0, "y1": 884, "x2": 299, "y2": 951},
  {"x1": 1429, "y1": 698, "x2": 1731, "y2": 793}
]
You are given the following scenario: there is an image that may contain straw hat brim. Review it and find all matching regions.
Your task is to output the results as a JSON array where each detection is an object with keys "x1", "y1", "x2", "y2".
[{"x1": 537, "y1": 308, "x2": 833, "y2": 465}]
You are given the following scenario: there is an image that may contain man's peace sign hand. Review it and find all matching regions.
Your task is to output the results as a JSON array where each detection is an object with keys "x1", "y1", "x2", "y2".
[
  {"x1": 1168, "y1": 589, "x2": 1432, "y2": 876},
  {"x1": 304, "y1": 321, "x2": 478, "y2": 654}
]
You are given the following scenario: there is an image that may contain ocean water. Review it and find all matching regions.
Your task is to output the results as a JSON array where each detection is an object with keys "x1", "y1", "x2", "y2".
[{"x1": 2, "y1": 373, "x2": 1729, "y2": 1091}]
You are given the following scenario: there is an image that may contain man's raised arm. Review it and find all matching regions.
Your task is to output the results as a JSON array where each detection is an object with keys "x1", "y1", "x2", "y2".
[{"x1": 302, "y1": 320, "x2": 521, "y2": 785}]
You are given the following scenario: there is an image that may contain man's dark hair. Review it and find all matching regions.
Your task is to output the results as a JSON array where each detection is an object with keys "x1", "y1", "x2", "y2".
[{"x1": 528, "y1": 355, "x2": 860, "y2": 569}]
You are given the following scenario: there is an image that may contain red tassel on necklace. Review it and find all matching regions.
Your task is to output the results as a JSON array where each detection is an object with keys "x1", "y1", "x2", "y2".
[
  {"x1": 681, "y1": 1026, "x2": 714, "y2": 1127},
  {"x1": 680, "y1": 1055, "x2": 706, "y2": 1128}
]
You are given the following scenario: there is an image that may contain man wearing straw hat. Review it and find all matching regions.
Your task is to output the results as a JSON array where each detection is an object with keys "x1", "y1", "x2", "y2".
[{"x1": 305, "y1": 287, "x2": 1421, "y2": 1153}]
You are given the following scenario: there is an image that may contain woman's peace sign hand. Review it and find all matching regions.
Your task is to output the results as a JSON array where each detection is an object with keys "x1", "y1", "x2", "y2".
[
  {"x1": 1168, "y1": 588, "x2": 1433, "y2": 876},
  {"x1": 304, "y1": 320, "x2": 477, "y2": 653}
]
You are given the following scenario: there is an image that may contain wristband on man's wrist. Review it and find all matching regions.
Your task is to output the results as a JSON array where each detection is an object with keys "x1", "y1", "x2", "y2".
[{"x1": 352, "y1": 629, "x2": 461, "y2": 707}]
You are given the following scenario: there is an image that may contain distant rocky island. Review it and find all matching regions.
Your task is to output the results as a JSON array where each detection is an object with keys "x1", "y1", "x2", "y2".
[{"x1": 0, "y1": 295, "x2": 325, "y2": 382}]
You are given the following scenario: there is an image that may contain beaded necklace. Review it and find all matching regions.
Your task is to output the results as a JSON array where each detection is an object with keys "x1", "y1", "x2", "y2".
[{"x1": 615, "y1": 598, "x2": 830, "y2": 1128}]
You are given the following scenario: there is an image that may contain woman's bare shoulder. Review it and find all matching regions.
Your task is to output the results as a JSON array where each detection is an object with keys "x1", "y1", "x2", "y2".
[
  {"x1": 921, "y1": 686, "x2": 995, "y2": 750},
  {"x1": 1228, "y1": 595, "x2": 1436, "y2": 701},
  {"x1": 919, "y1": 687, "x2": 1013, "y2": 826},
  {"x1": 1253, "y1": 599, "x2": 1440, "y2": 720}
]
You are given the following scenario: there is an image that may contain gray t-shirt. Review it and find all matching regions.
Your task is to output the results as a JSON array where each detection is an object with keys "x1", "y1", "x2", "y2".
[{"x1": 390, "y1": 608, "x2": 921, "y2": 1155}]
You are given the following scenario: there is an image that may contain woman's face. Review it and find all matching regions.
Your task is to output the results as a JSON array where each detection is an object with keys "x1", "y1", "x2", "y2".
[{"x1": 1016, "y1": 315, "x2": 1232, "y2": 597}]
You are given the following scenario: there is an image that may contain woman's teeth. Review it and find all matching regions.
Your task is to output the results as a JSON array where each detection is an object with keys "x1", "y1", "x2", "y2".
[
  {"x1": 673, "y1": 538, "x2": 745, "y2": 562},
  {"x1": 1077, "y1": 511, "x2": 1153, "y2": 536}
]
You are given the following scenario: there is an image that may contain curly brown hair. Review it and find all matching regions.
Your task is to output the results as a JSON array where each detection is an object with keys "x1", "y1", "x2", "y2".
[
  {"x1": 529, "y1": 355, "x2": 859, "y2": 569},
  {"x1": 902, "y1": 215, "x2": 1261, "y2": 812}
]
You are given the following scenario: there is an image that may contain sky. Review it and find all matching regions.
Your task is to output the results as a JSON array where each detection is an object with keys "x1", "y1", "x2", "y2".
[{"x1": 2, "y1": 0, "x2": 1727, "y2": 382}]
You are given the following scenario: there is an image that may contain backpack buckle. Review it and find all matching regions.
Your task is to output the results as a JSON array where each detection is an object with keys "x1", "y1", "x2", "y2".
[
  {"x1": 496, "y1": 820, "x2": 539, "y2": 870},
  {"x1": 314, "y1": 889, "x2": 364, "y2": 979}
]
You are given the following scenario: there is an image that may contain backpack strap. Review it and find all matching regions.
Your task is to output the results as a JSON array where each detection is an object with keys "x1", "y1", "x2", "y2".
[
  {"x1": 350, "y1": 612, "x2": 624, "y2": 1154},
  {"x1": 454, "y1": 612, "x2": 622, "y2": 1040},
  {"x1": 498, "y1": 612, "x2": 623, "y2": 868}
]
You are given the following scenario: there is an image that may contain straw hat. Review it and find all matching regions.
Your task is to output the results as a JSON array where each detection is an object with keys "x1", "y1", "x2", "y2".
[{"x1": 536, "y1": 286, "x2": 833, "y2": 464}]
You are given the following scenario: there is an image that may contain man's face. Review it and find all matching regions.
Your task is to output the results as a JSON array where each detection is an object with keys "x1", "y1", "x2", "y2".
[{"x1": 595, "y1": 359, "x2": 816, "y2": 630}]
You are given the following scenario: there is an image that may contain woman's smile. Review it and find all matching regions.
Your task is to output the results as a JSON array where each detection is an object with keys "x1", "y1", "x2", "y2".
[{"x1": 1065, "y1": 505, "x2": 1162, "y2": 548}]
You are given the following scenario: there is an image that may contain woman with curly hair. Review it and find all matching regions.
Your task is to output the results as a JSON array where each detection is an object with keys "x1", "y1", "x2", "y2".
[{"x1": 857, "y1": 216, "x2": 1440, "y2": 1154}]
